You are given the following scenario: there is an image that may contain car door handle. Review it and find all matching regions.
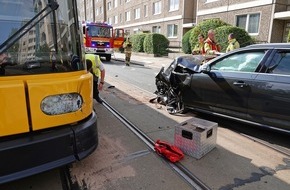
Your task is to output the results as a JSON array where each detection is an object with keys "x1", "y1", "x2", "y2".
[{"x1": 233, "y1": 81, "x2": 248, "y2": 88}]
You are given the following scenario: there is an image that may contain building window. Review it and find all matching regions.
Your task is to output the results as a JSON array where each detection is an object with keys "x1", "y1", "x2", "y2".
[
  {"x1": 167, "y1": 24, "x2": 178, "y2": 37},
  {"x1": 153, "y1": 1, "x2": 162, "y2": 15},
  {"x1": 114, "y1": 15, "x2": 118, "y2": 24},
  {"x1": 120, "y1": 13, "x2": 122, "y2": 23},
  {"x1": 134, "y1": 8, "x2": 140, "y2": 20},
  {"x1": 236, "y1": 13, "x2": 260, "y2": 35},
  {"x1": 108, "y1": 2, "x2": 112, "y2": 10},
  {"x1": 113, "y1": 0, "x2": 117, "y2": 8},
  {"x1": 133, "y1": 28, "x2": 140, "y2": 34},
  {"x1": 125, "y1": 11, "x2": 131, "y2": 21},
  {"x1": 100, "y1": 6, "x2": 103, "y2": 14},
  {"x1": 125, "y1": 0, "x2": 130, "y2": 3},
  {"x1": 205, "y1": 0, "x2": 219, "y2": 3},
  {"x1": 108, "y1": 17, "x2": 112, "y2": 25},
  {"x1": 125, "y1": 29, "x2": 130, "y2": 36},
  {"x1": 144, "y1": 5, "x2": 148, "y2": 17},
  {"x1": 152, "y1": 26, "x2": 161, "y2": 33},
  {"x1": 96, "y1": 8, "x2": 99, "y2": 16},
  {"x1": 169, "y1": 0, "x2": 179, "y2": 11}
]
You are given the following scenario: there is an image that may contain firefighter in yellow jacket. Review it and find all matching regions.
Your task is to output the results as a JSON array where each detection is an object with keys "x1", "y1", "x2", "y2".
[
  {"x1": 123, "y1": 37, "x2": 132, "y2": 66},
  {"x1": 85, "y1": 54, "x2": 105, "y2": 103},
  {"x1": 226, "y1": 33, "x2": 240, "y2": 53}
]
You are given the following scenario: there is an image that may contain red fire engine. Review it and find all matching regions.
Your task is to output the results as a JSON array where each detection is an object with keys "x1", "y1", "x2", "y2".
[{"x1": 82, "y1": 21, "x2": 124, "y2": 61}]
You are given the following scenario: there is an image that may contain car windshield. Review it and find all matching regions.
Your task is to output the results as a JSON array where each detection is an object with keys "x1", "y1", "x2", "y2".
[{"x1": 0, "y1": 0, "x2": 85, "y2": 76}]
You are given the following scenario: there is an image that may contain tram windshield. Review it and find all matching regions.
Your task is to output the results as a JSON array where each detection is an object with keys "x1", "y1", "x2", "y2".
[{"x1": 0, "y1": 0, "x2": 85, "y2": 76}]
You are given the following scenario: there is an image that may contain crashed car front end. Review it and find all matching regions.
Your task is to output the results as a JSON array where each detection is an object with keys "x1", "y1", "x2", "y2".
[{"x1": 154, "y1": 55, "x2": 204, "y2": 114}]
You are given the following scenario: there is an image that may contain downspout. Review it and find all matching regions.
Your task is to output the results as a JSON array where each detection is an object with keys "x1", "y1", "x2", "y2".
[
  {"x1": 84, "y1": 0, "x2": 87, "y2": 21},
  {"x1": 93, "y1": 0, "x2": 95, "y2": 22},
  {"x1": 103, "y1": 0, "x2": 107, "y2": 22},
  {"x1": 181, "y1": 0, "x2": 185, "y2": 38},
  {"x1": 196, "y1": 0, "x2": 199, "y2": 24},
  {"x1": 268, "y1": 0, "x2": 276, "y2": 42}
]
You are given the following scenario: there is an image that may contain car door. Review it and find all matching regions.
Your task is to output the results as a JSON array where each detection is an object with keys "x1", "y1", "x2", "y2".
[
  {"x1": 185, "y1": 50, "x2": 267, "y2": 120},
  {"x1": 248, "y1": 50, "x2": 290, "y2": 131}
]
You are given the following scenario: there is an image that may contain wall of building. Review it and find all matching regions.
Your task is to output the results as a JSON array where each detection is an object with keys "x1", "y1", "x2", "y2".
[
  {"x1": 197, "y1": 0, "x2": 277, "y2": 43},
  {"x1": 77, "y1": 0, "x2": 290, "y2": 45},
  {"x1": 106, "y1": 0, "x2": 188, "y2": 43},
  {"x1": 76, "y1": 0, "x2": 196, "y2": 46}
]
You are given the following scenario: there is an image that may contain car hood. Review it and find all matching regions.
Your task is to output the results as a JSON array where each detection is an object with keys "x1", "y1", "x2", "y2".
[{"x1": 174, "y1": 55, "x2": 204, "y2": 72}]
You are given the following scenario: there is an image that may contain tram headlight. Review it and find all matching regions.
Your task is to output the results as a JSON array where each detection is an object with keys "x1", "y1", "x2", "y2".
[{"x1": 41, "y1": 93, "x2": 83, "y2": 115}]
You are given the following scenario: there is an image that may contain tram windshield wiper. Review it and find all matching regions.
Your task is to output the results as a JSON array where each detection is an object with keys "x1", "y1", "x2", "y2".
[{"x1": 0, "y1": 0, "x2": 59, "y2": 54}]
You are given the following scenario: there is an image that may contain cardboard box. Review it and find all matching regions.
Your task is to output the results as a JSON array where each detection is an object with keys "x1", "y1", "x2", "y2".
[{"x1": 174, "y1": 117, "x2": 217, "y2": 159}]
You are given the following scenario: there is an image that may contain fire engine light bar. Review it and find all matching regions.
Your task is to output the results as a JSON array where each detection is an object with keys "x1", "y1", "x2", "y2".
[{"x1": 41, "y1": 93, "x2": 83, "y2": 115}]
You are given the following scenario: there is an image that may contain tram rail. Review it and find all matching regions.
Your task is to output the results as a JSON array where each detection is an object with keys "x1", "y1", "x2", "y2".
[
  {"x1": 59, "y1": 97, "x2": 290, "y2": 190},
  {"x1": 102, "y1": 99, "x2": 211, "y2": 190}
]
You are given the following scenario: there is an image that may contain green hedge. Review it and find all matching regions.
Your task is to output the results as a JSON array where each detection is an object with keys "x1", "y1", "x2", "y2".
[
  {"x1": 131, "y1": 33, "x2": 147, "y2": 52},
  {"x1": 182, "y1": 28, "x2": 194, "y2": 54},
  {"x1": 187, "y1": 19, "x2": 254, "y2": 52},
  {"x1": 215, "y1": 26, "x2": 254, "y2": 52},
  {"x1": 143, "y1": 33, "x2": 169, "y2": 56}
]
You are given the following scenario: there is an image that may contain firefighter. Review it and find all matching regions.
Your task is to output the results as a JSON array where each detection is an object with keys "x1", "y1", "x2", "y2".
[
  {"x1": 123, "y1": 37, "x2": 132, "y2": 66},
  {"x1": 192, "y1": 34, "x2": 205, "y2": 55},
  {"x1": 85, "y1": 54, "x2": 105, "y2": 103},
  {"x1": 204, "y1": 29, "x2": 221, "y2": 55},
  {"x1": 226, "y1": 33, "x2": 240, "y2": 52}
]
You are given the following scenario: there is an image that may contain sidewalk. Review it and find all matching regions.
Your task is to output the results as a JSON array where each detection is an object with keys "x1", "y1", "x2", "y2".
[{"x1": 112, "y1": 52, "x2": 185, "y2": 68}]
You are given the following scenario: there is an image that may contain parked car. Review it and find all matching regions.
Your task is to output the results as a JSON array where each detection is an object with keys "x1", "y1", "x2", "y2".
[
  {"x1": 23, "y1": 60, "x2": 41, "y2": 69},
  {"x1": 154, "y1": 43, "x2": 290, "y2": 134}
]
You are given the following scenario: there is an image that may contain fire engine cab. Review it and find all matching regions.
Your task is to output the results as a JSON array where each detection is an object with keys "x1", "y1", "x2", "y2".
[{"x1": 82, "y1": 21, "x2": 124, "y2": 61}]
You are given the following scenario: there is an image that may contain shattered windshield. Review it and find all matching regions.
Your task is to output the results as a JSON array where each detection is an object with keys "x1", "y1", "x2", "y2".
[{"x1": 0, "y1": 0, "x2": 85, "y2": 76}]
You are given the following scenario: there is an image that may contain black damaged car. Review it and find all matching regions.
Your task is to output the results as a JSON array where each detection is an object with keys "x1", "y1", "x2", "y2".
[{"x1": 154, "y1": 43, "x2": 290, "y2": 134}]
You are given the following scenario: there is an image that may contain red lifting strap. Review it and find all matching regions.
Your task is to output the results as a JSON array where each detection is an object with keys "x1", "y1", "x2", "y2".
[{"x1": 154, "y1": 140, "x2": 184, "y2": 163}]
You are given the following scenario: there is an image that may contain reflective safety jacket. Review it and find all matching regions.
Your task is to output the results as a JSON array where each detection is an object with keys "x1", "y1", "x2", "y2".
[
  {"x1": 85, "y1": 54, "x2": 102, "y2": 78},
  {"x1": 204, "y1": 38, "x2": 221, "y2": 54},
  {"x1": 226, "y1": 38, "x2": 240, "y2": 53},
  {"x1": 123, "y1": 41, "x2": 132, "y2": 53},
  {"x1": 192, "y1": 42, "x2": 205, "y2": 55}
]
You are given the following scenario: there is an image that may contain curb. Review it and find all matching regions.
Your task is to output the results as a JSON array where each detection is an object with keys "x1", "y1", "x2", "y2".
[{"x1": 112, "y1": 57, "x2": 145, "y2": 66}]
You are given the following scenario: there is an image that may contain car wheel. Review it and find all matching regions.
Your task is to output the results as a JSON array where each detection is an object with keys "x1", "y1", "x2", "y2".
[{"x1": 165, "y1": 88, "x2": 187, "y2": 114}]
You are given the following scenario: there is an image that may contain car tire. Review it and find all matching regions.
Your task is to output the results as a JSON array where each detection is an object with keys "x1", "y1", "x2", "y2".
[{"x1": 166, "y1": 88, "x2": 188, "y2": 114}]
